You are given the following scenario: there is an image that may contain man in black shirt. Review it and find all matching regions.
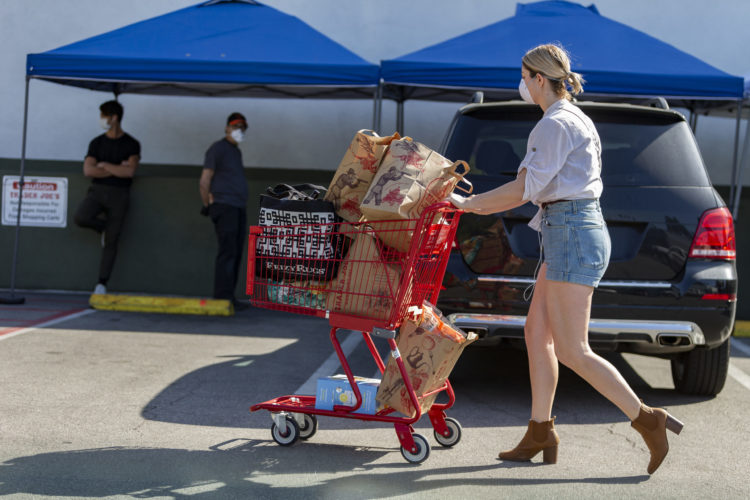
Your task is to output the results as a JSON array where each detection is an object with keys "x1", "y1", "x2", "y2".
[
  {"x1": 74, "y1": 100, "x2": 140, "y2": 295},
  {"x1": 200, "y1": 112, "x2": 249, "y2": 308}
]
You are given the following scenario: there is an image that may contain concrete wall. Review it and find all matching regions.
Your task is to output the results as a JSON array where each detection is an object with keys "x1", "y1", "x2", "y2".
[{"x1": 0, "y1": 158, "x2": 330, "y2": 298}]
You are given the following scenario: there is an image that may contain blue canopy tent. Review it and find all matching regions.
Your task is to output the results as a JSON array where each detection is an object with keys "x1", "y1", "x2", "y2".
[
  {"x1": 4, "y1": 0, "x2": 380, "y2": 304},
  {"x1": 380, "y1": 1, "x2": 743, "y2": 104},
  {"x1": 378, "y1": 0, "x2": 745, "y2": 214}
]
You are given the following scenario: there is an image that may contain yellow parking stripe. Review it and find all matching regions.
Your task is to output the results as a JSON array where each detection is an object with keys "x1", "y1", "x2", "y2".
[{"x1": 89, "y1": 294, "x2": 234, "y2": 316}]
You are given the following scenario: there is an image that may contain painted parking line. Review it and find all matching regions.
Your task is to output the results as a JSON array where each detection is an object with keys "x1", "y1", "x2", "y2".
[
  {"x1": 729, "y1": 338, "x2": 750, "y2": 392},
  {"x1": 732, "y1": 337, "x2": 750, "y2": 356},
  {"x1": 0, "y1": 308, "x2": 96, "y2": 341},
  {"x1": 729, "y1": 364, "x2": 750, "y2": 392}
]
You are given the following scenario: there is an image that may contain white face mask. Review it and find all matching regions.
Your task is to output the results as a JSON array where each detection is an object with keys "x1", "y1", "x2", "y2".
[
  {"x1": 100, "y1": 117, "x2": 111, "y2": 130},
  {"x1": 230, "y1": 129, "x2": 245, "y2": 143},
  {"x1": 518, "y1": 78, "x2": 535, "y2": 104}
]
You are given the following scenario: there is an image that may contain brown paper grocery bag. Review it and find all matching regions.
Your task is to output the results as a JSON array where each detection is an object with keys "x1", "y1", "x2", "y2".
[
  {"x1": 375, "y1": 302, "x2": 477, "y2": 417},
  {"x1": 325, "y1": 130, "x2": 401, "y2": 223},
  {"x1": 360, "y1": 139, "x2": 471, "y2": 252},
  {"x1": 325, "y1": 230, "x2": 402, "y2": 321}
]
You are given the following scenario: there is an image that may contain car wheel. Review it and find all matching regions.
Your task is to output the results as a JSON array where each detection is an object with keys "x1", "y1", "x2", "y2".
[{"x1": 671, "y1": 337, "x2": 730, "y2": 396}]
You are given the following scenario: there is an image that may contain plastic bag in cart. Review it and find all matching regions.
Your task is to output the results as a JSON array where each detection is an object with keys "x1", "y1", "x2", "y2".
[{"x1": 267, "y1": 280, "x2": 327, "y2": 310}]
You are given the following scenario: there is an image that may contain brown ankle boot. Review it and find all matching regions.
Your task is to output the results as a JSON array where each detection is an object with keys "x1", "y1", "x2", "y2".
[
  {"x1": 630, "y1": 402, "x2": 684, "y2": 474},
  {"x1": 498, "y1": 417, "x2": 560, "y2": 463}
]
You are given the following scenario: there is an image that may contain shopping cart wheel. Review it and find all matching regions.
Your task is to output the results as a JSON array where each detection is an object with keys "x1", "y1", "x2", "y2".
[
  {"x1": 298, "y1": 414, "x2": 318, "y2": 440},
  {"x1": 271, "y1": 416, "x2": 300, "y2": 446},
  {"x1": 400, "y1": 433, "x2": 430, "y2": 464},
  {"x1": 434, "y1": 417, "x2": 462, "y2": 447}
]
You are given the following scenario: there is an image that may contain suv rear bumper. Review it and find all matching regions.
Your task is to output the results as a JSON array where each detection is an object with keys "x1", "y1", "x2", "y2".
[
  {"x1": 448, "y1": 313, "x2": 707, "y2": 355},
  {"x1": 440, "y1": 256, "x2": 736, "y2": 354}
]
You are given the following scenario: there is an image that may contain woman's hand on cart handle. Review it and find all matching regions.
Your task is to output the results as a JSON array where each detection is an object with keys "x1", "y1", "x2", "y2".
[
  {"x1": 448, "y1": 169, "x2": 528, "y2": 215},
  {"x1": 448, "y1": 192, "x2": 474, "y2": 212}
]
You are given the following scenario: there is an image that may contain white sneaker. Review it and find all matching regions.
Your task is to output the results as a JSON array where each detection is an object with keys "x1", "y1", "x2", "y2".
[{"x1": 93, "y1": 283, "x2": 107, "y2": 295}]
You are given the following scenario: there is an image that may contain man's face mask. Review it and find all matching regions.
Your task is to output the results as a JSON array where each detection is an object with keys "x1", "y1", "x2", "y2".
[
  {"x1": 230, "y1": 128, "x2": 245, "y2": 143},
  {"x1": 100, "y1": 116, "x2": 111, "y2": 130},
  {"x1": 518, "y1": 78, "x2": 535, "y2": 104}
]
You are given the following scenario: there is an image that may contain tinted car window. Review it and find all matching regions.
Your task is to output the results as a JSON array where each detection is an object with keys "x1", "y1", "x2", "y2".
[{"x1": 444, "y1": 107, "x2": 712, "y2": 188}]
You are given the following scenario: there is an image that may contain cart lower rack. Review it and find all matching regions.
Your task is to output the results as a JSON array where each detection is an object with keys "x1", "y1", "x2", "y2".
[{"x1": 246, "y1": 202, "x2": 463, "y2": 463}]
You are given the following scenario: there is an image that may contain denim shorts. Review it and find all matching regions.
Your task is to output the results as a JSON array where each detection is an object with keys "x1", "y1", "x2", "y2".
[{"x1": 540, "y1": 199, "x2": 611, "y2": 288}]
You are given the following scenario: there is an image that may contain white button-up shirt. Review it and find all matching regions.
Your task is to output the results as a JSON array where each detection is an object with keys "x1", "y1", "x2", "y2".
[{"x1": 518, "y1": 98, "x2": 603, "y2": 231}]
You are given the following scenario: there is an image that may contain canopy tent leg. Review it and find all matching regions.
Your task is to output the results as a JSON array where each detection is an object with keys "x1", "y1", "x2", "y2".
[
  {"x1": 1, "y1": 77, "x2": 31, "y2": 305},
  {"x1": 396, "y1": 100, "x2": 404, "y2": 135},
  {"x1": 731, "y1": 106, "x2": 749, "y2": 220},
  {"x1": 371, "y1": 82, "x2": 379, "y2": 131},
  {"x1": 689, "y1": 108, "x2": 698, "y2": 133},
  {"x1": 373, "y1": 79, "x2": 383, "y2": 134},
  {"x1": 729, "y1": 100, "x2": 743, "y2": 218}
]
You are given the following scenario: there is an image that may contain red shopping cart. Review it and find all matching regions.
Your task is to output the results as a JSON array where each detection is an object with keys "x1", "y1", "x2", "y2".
[{"x1": 246, "y1": 202, "x2": 463, "y2": 463}]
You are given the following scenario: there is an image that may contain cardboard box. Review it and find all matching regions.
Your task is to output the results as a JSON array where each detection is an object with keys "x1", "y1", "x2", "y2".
[{"x1": 315, "y1": 375, "x2": 381, "y2": 414}]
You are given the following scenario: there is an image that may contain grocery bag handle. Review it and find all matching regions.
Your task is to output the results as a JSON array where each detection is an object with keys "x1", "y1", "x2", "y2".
[
  {"x1": 265, "y1": 183, "x2": 327, "y2": 200},
  {"x1": 449, "y1": 160, "x2": 473, "y2": 194},
  {"x1": 358, "y1": 129, "x2": 404, "y2": 146}
]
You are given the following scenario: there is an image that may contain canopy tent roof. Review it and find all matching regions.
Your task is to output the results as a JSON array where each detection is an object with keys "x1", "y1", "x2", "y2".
[
  {"x1": 701, "y1": 73, "x2": 750, "y2": 118},
  {"x1": 26, "y1": 0, "x2": 380, "y2": 99},
  {"x1": 380, "y1": 1, "x2": 744, "y2": 107}
]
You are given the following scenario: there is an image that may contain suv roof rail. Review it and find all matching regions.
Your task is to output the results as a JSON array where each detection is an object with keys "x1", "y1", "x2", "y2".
[{"x1": 471, "y1": 91, "x2": 484, "y2": 104}]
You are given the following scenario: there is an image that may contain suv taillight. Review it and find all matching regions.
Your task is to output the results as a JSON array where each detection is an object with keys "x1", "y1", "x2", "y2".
[{"x1": 688, "y1": 207, "x2": 736, "y2": 260}]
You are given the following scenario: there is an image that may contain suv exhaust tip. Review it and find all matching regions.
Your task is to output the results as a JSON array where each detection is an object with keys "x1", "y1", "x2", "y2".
[
  {"x1": 461, "y1": 327, "x2": 488, "y2": 338},
  {"x1": 657, "y1": 334, "x2": 692, "y2": 347}
]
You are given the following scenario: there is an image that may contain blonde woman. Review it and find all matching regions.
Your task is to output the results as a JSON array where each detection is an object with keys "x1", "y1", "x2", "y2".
[{"x1": 449, "y1": 43, "x2": 683, "y2": 474}]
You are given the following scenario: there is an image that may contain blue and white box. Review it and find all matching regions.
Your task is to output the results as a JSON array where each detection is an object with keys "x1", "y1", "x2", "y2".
[{"x1": 315, "y1": 374, "x2": 381, "y2": 414}]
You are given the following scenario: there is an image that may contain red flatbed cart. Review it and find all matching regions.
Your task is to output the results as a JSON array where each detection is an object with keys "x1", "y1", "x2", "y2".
[{"x1": 246, "y1": 202, "x2": 463, "y2": 463}]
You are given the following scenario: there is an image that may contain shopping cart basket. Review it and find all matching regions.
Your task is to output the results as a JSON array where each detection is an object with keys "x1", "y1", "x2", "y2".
[{"x1": 246, "y1": 202, "x2": 463, "y2": 463}]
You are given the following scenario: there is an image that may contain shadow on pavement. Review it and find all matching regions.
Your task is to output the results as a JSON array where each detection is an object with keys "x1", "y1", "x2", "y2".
[
  {"x1": 0, "y1": 444, "x2": 649, "y2": 499},
  {"x1": 141, "y1": 338, "x2": 709, "y2": 431}
]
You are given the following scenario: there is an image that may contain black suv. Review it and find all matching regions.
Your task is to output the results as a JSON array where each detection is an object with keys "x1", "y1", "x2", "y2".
[{"x1": 437, "y1": 99, "x2": 737, "y2": 396}]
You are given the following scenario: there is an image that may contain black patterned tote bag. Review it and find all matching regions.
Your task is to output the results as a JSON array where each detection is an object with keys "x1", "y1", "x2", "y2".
[{"x1": 256, "y1": 184, "x2": 342, "y2": 281}]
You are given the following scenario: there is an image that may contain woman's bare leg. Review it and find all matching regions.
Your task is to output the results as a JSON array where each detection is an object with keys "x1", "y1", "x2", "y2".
[
  {"x1": 525, "y1": 264, "x2": 559, "y2": 422},
  {"x1": 544, "y1": 278, "x2": 641, "y2": 420}
]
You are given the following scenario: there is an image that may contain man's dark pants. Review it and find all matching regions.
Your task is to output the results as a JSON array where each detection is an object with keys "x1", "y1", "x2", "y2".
[
  {"x1": 209, "y1": 203, "x2": 247, "y2": 300},
  {"x1": 73, "y1": 184, "x2": 130, "y2": 285}
]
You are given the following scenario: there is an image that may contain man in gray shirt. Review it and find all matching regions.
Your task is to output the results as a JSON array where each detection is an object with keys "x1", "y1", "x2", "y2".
[{"x1": 199, "y1": 112, "x2": 249, "y2": 307}]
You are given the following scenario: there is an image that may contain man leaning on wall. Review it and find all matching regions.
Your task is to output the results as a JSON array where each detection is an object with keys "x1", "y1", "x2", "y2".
[
  {"x1": 74, "y1": 100, "x2": 140, "y2": 295},
  {"x1": 199, "y1": 112, "x2": 249, "y2": 311}
]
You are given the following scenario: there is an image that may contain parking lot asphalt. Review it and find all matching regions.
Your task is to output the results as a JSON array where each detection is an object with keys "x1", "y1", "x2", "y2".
[{"x1": 1, "y1": 292, "x2": 750, "y2": 499}]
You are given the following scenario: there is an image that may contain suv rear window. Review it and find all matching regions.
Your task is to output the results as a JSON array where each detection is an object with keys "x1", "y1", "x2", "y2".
[{"x1": 443, "y1": 106, "x2": 712, "y2": 187}]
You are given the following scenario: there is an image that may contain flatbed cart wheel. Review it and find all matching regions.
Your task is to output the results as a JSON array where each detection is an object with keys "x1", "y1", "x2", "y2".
[
  {"x1": 271, "y1": 415, "x2": 300, "y2": 446},
  {"x1": 434, "y1": 417, "x2": 462, "y2": 447},
  {"x1": 400, "y1": 433, "x2": 430, "y2": 464},
  {"x1": 298, "y1": 414, "x2": 318, "y2": 440}
]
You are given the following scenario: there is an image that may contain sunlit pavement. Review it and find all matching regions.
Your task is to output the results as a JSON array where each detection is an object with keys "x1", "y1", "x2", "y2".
[{"x1": 1, "y1": 292, "x2": 749, "y2": 499}]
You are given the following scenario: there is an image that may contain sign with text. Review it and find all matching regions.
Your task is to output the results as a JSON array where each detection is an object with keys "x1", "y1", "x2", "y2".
[{"x1": 2, "y1": 176, "x2": 68, "y2": 228}]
